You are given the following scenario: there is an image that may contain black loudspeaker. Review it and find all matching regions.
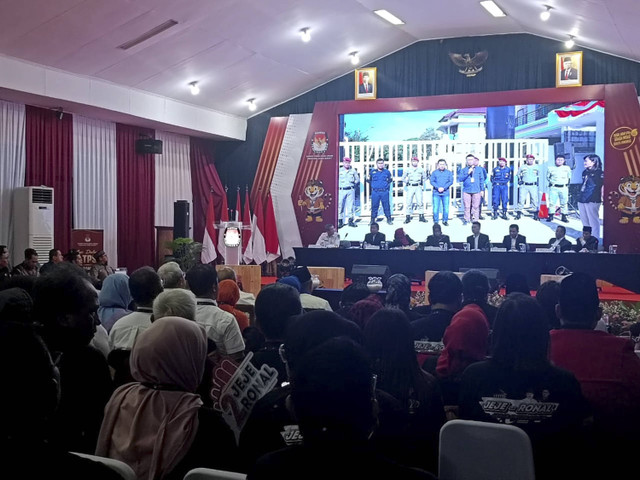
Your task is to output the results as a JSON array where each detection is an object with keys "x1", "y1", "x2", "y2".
[
  {"x1": 173, "y1": 200, "x2": 190, "y2": 239},
  {"x1": 351, "y1": 264, "x2": 391, "y2": 287},
  {"x1": 135, "y1": 139, "x2": 163, "y2": 154}
]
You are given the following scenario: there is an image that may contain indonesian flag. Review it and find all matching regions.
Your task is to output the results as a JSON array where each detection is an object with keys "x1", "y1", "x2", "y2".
[
  {"x1": 217, "y1": 190, "x2": 230, "y2": 262},
  {"x1": 242, "y1": 190, "x2": 253, "y2": 264},
  {"x1": 235, "y1": 189, "x2": 241, "y2": 222},
  {"x1": 264, "y1": 193, "x2": 280, "y2": 263},
  {"x1": 251, "y1": 194, "x2": 267, "y2": 265},
  {"x1": 201, "y1": 192, "x2": 218, "y2": 264}
]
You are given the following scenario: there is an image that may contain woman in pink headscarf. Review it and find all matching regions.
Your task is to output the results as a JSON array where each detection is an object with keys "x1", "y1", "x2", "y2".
[
  {"x1": 96, "y1": 317, "x2": 237, "y2": 479},
  {"x1": 389, "y1": 228, "x2": 416, "y2": 248}
]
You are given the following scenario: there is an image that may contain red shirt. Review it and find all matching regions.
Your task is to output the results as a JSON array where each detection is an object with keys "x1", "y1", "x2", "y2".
[{"x1": 550, "y1": 328, "x2": 640, "y2": 431}]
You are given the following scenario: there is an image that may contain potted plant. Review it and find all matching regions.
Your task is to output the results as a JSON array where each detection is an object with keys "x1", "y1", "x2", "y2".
[{"x1": 165, "y1": 238, "x2": 203, "y2": 271}]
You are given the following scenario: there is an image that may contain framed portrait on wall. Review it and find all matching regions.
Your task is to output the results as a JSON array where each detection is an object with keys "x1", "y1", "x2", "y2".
[
  {"x1": 556, "y1": 51, "x2": 583, "y2": 87},
  {"x1": 355, "y1": 67, "x2": 377, "y2": 100}
]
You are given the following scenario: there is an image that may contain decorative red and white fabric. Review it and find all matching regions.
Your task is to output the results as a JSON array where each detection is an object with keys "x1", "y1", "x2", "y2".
[
  {"x1": 201, "y1": 191, "x2": 218, "y2": 264},
  {"x1": 264, "y1": 193, "x2": 280, "y2": 263}
]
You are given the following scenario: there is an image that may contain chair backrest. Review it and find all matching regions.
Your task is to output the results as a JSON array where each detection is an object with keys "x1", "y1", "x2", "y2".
[
  {"x1": 439, "y1": 419, "x2": 535, "y2": 480},
  {"x1": 235, "y1": 303, "x2": 255, "y2": 325},
  {"x1": 71, "y1": 452, "x2": 136, "y2": 480},
  {"x1": 184, "y1": 468, "x2": 247, "y2": 480}
]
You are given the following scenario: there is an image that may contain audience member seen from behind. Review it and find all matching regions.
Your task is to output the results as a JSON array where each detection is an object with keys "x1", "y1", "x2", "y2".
[
  {"x1": 461, "y1": 269, "x2": 497, "y2": 327},
  {"x1": 157, "y1": 261, "x2": 186, "y2": 289},
  {"x1": 39, "y1": 248, "x2": 63, "y2": 276},
  {"x1": 97, "y1": 273, "x2": 133, "y2": 332},
  {"x1": 11, "y1": 248, "x2": 39, "y2": 277},
  {"x1": 217, "y1": 279, "x2": 250, "y2": 332},
  {"x1": 276, "y1": 257, "x2": 296, "y2": 279},
  {"x1": 0, "y1": 245, "x2": 11, "y2": 286},
  {"x1": 251, "y1": 283, "x2": 302, "y2": 386},
  {"x1": 1, "y1": 322, "x2": 121, "y2": 479},
  {"x1": 550, "y1": 273, "x2": 640, "y2": 460},
  {"x1": 0, "y1": 287, "x2": 33, "y2": 323},
  {"x1": 535, "y1": 280, "x2": 562, "y2": 330},
  {"x1": 364, "y1": 308, "x2": 445, "y2": 472},
  {"x1": 412, "y1": 271, "x2": 463, "y2": 344},
  {"x1": 217, "y1": 266, "x2": 256, "y2": 306},
  {"x1": 291, "y1": 266, "x2": 332, "y2": 311},
  {"x1": 385, "y1": 273, "x2": 422, "y2": 321},
  {"x1": 335, "y1": 283, "x2": 370, "y2": 321},
  {"x1": 459, "y1": 293, "x2": 591, "y2": 480},
  {"x1": 32, "y1": 266, "x2": 113, "y2": 454},
  {"x1": 186, "y1": 264, "x2": 245, "y2": 361},
  {"x1": 97, "y1": 317, "x2": 237, "y2": 480},
  {"x1": 434, "y1": 299, "x2": 489, "y2": 407},
  {"x1": 349, "y1": 295, "x2": 384, "y2": 330},
  {"x1": 504, "y1": 273, "x2": 531, "y2": 295},
  {"x1": 152, "y1": 288, "x2": 197, "y2": 321},
  {"x1": 239, "y1": 311, "x2": 362, "y2": 470},
  {"x1": 248, "y1": 338, "x2": 436, "y2": 480}
]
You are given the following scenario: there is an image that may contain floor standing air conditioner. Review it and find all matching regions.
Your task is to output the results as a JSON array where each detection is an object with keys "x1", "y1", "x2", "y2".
[{"x1": 12, "y1": 187, "x2": 54, "y2": 266}]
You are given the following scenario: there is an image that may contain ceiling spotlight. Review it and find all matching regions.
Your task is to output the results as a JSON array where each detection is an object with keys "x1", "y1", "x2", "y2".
[
  {"x1": 299, "y1": 28, "x2": 311, "y2": 43},
  {"x1": 247, "y1": 98, "x2": 257, "y2": 112},
  {"x1": 540, "y1": 6, "x2": 552, "y2": 21},
  {"x1": 565, "y1": 35, "x2": 575, "y2": 48},
  {"x1": 188, "y1": 81, "x2": 200, "y2": 95},
  {"x1": 349, "y1": 51, "x2": 360, "y2": 65}
]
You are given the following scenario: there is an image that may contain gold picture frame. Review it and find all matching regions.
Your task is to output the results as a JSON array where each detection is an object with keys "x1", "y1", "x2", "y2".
[
  {"x1": 355, "y1": 67, "x2": 377, "y2": 100},
  {"x1": 556, "y1": 51, "x2": 583, "y2": 88}
]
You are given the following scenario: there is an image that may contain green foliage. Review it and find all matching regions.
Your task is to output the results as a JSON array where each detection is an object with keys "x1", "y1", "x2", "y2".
[
  {"x1": 165, "y1": 238, "x2": 203, "y2": 271},
  {"x1": 601, "y1": 301, "x2": 640, "y2": 335}
]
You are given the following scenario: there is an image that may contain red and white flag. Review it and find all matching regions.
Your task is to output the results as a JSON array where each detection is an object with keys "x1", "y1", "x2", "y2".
[
  {"x1": 217, "y1": 189, "x2": 230, "y2": 262},
  {"x1": 242, "y1": 190, "x2": 253, "y2": 264},
  {"x1": 251, "y1": 194, "x2": 267, "y2": 265},
  {"x1": 201, "y1": 192, "x2": 218, "y2": 264},
  {"x1": 264, "y1": 193, "x2": 280, "y2": 263},
  {"x1": 235, "y1": 188, "x2": 241, "y2": 222}
]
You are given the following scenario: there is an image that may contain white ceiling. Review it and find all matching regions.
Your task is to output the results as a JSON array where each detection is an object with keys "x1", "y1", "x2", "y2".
[{"x1": 0, "y1": 0, "x2": 638, "y2": 119}]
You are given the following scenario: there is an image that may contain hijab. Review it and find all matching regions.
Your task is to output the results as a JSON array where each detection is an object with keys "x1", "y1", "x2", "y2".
[
  {"x1": 217, "y1": 279, "x2": 249, "y2": 331},
  {"x1": 436, "y1": 303, "x2": 489, "y2": 378},
  {"x1": 350, "y1": 295, "x2": 383, "y2": 329},
  {"x1": 96, "y1": 317, "x2": 207, "y2": 480},
  {"x1": 394, "y1": 228, "x2": 410, "y2": 246},
  {"x1": 277, "y1": 275, "x2": 302, "y2": 292},
  {"x1": 97, "y1": 274, "x2": 133, "y2": 332}
]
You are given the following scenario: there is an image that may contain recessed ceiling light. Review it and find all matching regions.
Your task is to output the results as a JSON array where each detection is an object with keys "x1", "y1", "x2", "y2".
[
  {"x1": 565, "y1": 36, "x2": 575, "y2": 48},
  {"x1": 247, "y1": 98, "x2": 257, "y2": 112},
  {"x1": 373, "y1": 9, "x2": 405, "y2": 25},
  {"x1": 540, "y1": 6, "x2": 552, "y2": 21},
  {"x1": 299, "y1": 27, "x2": 311, "y2": 43},
  {"x1": 480, "y1": 1, "x2": 506, "y2": 17},
  {"x1": 188, "y1": 81, "x2": 199, "y2": 95},
  {"x1": 349, "y1": 51, "x2": 360, "y2": 65}
]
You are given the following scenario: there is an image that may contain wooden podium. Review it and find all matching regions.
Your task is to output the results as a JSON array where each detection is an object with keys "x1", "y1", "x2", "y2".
[
  {"x1": 308, "y1": 267, "x2": 345, "y2": 290},
  {"x1": 216, "y1": 264, "x2": 262, "y2": 298}
]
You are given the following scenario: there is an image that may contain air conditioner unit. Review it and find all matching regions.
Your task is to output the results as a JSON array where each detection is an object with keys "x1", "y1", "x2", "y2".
[{"x1": 12, "y1": 187, "x2": 54, "y2": 266}]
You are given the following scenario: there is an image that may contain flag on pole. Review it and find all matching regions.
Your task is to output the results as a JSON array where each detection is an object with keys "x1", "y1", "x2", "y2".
[
  {"x1": 201, "y1": 191, "x2": 218, "y2": 264},
  {"x1": 242, "y1": 189, "x2": 253, "y2": 264},
  {"x1": 264, "y1": 193, "x2": 280, "y2": 263},
  {"x1": 235, "y1": 188, "x2": 241, "y2": 222},
  {"x1": 217, "y1": 188, "x2": 230, "y2": 262},
  {"x1": 251, "y1": 194, "x2": 267, "y2": 265}
]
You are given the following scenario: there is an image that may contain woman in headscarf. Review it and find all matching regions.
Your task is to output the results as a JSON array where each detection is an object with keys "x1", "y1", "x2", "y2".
[
  {"x1": 97, "y1": 274, "x2": 132, "y2": 332},
  {"x1": 389, "y1": 228, "x2": 416, "y2": 248},
  {"x1": 217, "y1": 279, "x2": 249, "y2": 332},
  {"x1": 349, "y1": 295, "x2": 383, "y2": 330},
  {"x1": 96, "y1": 317, "x2": 237, "y2": 480},
  {"x1": 385, "y1": 273, "x2": 422, "y2": 321}
]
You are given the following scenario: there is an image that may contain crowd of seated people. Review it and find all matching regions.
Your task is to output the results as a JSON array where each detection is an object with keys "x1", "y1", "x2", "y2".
[{"x1": 2, "y1": 246, "x2": 640, "y2": 479}]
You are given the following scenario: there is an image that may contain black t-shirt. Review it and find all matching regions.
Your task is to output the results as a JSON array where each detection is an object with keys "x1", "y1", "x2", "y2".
[
  {"x1": 248, "y1": 444, "x2": 437, "y2": 480},
  {"x1": 411, "y1": 308, "x2": 455, "y2": 342},
  {"x1": 251, "y1": 341, "x2": 287, "y2": 388},
  {"x1": 459, "y1": 360, "x2": 591, "y2": 479}
]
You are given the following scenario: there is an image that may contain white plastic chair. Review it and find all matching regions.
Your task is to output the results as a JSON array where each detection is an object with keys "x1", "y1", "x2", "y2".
[
  {"x1": 184, "y1": 468, "x2": 247, "y2": 480},
  {"x1": 439, "y1": 419, "x2": 535, "y2": 480},
  {"x1": 71, "y1": 452, "x2": 136, "y2": 480}
]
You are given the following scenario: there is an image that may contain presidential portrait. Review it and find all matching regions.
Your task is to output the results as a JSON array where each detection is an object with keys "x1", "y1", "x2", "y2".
[
  {"x1": 556, "y1": 51, "x2": 583, "y2": 87},
  {"x1": 355, "y1": 67, "x2": 377, "y2": 100}
]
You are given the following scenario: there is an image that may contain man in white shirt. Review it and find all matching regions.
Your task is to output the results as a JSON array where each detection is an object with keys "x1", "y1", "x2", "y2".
[
  {"x1": 217, "y1": 265, "x2": 256, "y2": 306},
  {"x1": 186, "y1": 263, "x2": 245, "y2": 361},
  {"x1": 548, "y1": 225, "x2": 573, "y2": 253},
  {"x1": 315, "y1": 224, "x2": 341, "y2": 248},
  {"x1": 109, "y1": 266, "x2": 163, "y2": 351},
  {"x1": 291, "y1": 266, "x2": 332, "y2": 311}
]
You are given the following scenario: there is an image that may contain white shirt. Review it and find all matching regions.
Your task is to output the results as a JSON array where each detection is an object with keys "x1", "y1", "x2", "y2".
[
  {"x1": 91, "y1": 324, "x2": 110, "y2": 358},
  {"x1": 300, "y1": 293, "x2": 332, "y2": 311},
  {"x1": 511, "y1": 237, "x2": 517, "y2": 250},
  {"x1": 109, "y1": 309, "x2": 153, "y2": 350},
  {"x1": 237, "y1": 290, "x2": 256, "y2": 306},
  {"x1": 195, "y1": 298, "x2": 245, "y2": 355},
  {"x1": 549, "y1": 237, "x2": 565, "y2": 250},
  {"x1": 473, "y1": 234, "x2": 480, "y2": 250},
  {"x1": 316, "y1": 232, "x2": 341, "y2": 248}
]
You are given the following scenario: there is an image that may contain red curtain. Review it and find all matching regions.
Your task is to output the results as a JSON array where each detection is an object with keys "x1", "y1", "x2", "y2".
[
  {"x1": 116, "y1": 124, "x2": 155, "y2": 271},
  {"x1": 190, "y1": 137, "x2": 225, "y2": 245},
  {"x1": 25, "y1": 106, "x2": 73, "y2": 252}
]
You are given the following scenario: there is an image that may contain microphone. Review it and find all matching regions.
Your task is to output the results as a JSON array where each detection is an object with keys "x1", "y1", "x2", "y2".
[{"x1": 343, "y1": 232, "x2": 348, "y2": 239}]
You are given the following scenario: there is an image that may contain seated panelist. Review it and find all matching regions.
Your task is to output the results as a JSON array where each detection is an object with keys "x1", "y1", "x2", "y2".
[
  {"x1": 501, "y1": 224, "x2": 527, "y2": 251},
  {"x1": 425, "y1": 223, "x2": 452, "y2": 249},
  {"x1": 363, "y1": 222, "x2": 386, "y2": 246}
]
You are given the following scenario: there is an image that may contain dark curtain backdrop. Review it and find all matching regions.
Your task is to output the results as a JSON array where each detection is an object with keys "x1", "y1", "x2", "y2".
[
  {"x1": 25, "y1": 105, "x2": 73, "y2": 252},
  {"x1": 215, "y1": 33, "x2": 640, "y2": 189},
  {"x1": 190, "y1": 137, "x2": 225, "y2": 244},
  {"x1": 116, "y1": 124, "x2": 155, "y2": 271}
]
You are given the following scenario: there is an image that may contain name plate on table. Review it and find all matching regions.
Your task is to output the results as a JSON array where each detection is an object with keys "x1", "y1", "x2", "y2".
[
  {"x1": 535, "y1": 248, "x2": 553, "y2": 253},
  {"x1": 491, "y1": 247, "x2": 507, "y2": 252},
  {"x1": 424, "y1": 246, "x2": 441, "y2": 251},
  {"x1": 365, "y1": 245, "x2": 381, "y2": 250}
]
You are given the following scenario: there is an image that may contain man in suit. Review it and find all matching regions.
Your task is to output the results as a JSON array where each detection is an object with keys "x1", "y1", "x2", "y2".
[
  {"x1": 560, "y1": 57, "x2": 578, "y2": 81},
  {"x1": 574, "y1": 226, "x2": 599, "y2": 252},
  {"x1": 548, "y1": 225, "x2": 573, "y2": 252},
  {"x1": 501, "y1": 224, "x2": 527, "y2": 251},
  {"x1": 358, "y1": 72, "x2": 373, "y2": 94},
  {"x1": 466, "y1": 221, "x2": 491, "y2": 251},
  {"x1": 363, "y1": 222, "x2": 386, "y2": 246},
  {"x1": 425, "y1": 223, "x2": 452, "y2": 249}
]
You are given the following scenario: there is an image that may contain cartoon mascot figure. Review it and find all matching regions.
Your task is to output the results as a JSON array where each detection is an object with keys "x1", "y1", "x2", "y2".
[
  {"x1": 298, "y1": 179, "x2": 327, "y2": 222},
  {"x1": 608, "y1": 175, "x2": 640, "y2": 224}
]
